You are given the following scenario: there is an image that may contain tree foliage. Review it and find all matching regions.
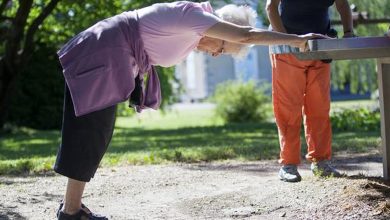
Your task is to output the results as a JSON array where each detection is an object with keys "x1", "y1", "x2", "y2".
[
  {"x1": 8, "y1": 44, "x2": 64, "y2": 129},
  {"x1": 0, "y1": 0, "x2": 61, "y2": 130},
  {"x1": 1, "y1": 0, "x2": 186, "y2": 129},
  {"x1": 330, "y1": 0, "x2": 389, "y2": 93}
]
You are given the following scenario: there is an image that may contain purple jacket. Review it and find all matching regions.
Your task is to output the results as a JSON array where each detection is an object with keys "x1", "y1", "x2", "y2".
[{"x1": 57, "y1": 11, "x2": 161, "y2": 116}]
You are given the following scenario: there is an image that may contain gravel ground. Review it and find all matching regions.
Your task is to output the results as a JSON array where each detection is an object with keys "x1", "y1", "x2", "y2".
[{"x1": 0, "y1": 153, "x2": 389, "y2": 220}]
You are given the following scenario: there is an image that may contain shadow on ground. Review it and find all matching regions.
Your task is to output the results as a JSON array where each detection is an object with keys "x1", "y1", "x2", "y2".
[
  {"x1": 184, "y1": 153, "x2": 383, "y2": 175},
  {"x1": 0, "y1": 203, "x2": 27, "y2": 220}
]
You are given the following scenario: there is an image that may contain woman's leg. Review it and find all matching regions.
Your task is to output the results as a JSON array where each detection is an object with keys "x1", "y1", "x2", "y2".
[
  {"x1": 54, "y1": 86, "x2": 117, "y2": 182},
  {"x1": 54, "y1": 85, "x2": 117, "y2": 217},
  {"x1": 63, "y1": 178, "x2": 86, "y2": 214}
]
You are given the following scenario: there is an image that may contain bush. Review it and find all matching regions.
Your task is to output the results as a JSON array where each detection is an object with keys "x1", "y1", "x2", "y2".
[
  {"x1": 116, "y1": 102, "x2": 136, "y2": 117},
  {"x1": 330, "y1": 108, "x2": 380, "y2": 132},
  {"x1": 8, "y1": 45, "x2": 64, "y2": 130},
  {"x1": 212, "y1": 81, "x2": 271, "y2": 123}
]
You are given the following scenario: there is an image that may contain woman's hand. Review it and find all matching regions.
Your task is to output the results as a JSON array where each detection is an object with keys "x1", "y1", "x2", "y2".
[{"x1": 295, "y1": 33, "x2": 331, "y2": 52}]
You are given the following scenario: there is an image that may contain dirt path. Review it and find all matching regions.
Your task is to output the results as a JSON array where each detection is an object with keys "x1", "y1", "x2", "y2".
[{"x1": 0, "y1": 153, "x2": 389, "y2": 220}]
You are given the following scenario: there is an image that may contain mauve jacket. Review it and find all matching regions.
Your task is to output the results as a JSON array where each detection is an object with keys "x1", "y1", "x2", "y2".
[{"x1": 57, "y1": 11, "x2": 161, "y2": 117}]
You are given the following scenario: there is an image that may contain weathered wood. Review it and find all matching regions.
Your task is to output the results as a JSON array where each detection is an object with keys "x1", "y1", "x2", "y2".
[
  {"x1": 378, "y1": 58, "x2": 390, "y2": 180},
  {"x1": 293, "y1": 37, "x2": 390, "y2": 60}
]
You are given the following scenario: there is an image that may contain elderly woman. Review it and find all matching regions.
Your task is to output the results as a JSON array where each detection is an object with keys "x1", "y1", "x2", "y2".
[{"x1": 55, "y1": 1, "x2": 324, "y2": 219}]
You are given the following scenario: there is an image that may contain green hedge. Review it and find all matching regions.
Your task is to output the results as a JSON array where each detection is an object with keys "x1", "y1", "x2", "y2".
[
  {"x1": 8, "y1": 45, "x2": 64, "y2": 130},
  {"x1": 330, "y1": 107, "x2": 380, "y2": 132}
]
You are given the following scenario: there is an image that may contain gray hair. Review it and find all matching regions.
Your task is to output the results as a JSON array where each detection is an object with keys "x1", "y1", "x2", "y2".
[{"x1": 215, "y1": 4, "x2": 258, "y2": 59}]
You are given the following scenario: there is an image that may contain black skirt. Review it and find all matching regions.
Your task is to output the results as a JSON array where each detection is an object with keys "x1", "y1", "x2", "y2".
[{"x1": 54, "y1": 85, "x2": 117, "y2": 182}]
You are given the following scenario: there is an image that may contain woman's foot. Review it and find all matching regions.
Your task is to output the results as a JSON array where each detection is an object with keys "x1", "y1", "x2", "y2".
[{"x1": 57, "y1": 203, "x2": 108, "y2": 220}]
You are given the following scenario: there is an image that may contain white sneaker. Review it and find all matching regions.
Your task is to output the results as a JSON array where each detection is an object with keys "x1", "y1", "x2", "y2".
[
  {"x1": 279, "y1": 165, "x2": 302, "y2": 182},
  {"x1": 311, "y1": 160, "x2": 342, "y2": 177}
]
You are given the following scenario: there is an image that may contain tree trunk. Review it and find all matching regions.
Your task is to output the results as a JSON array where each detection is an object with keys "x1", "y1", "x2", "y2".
[{"x1": 0, "y1": 0, "x2": 60, "y2": 131}]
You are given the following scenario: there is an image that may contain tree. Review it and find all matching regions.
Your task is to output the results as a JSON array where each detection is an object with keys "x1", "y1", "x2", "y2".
[
  {"x1": 330, "y1": 0, "x2": 389, "y2": 94},
  {"x1": 0, "y1": 0, "x2": 61, "y2": 130},
  {"x1": 1, "y1": 0, "x2": 187, "y2": 130}
]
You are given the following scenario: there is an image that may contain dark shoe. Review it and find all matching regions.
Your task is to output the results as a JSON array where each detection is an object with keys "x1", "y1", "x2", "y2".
[
  {"x1": 57, "y1": 202, "x2": 108, "y2": 220},
  {"x1": 311, "y1": 160, "x2": 342, "y2": 177},
  {"x1": 278, "y1": 165, "x2": 302, "y2": 182}
]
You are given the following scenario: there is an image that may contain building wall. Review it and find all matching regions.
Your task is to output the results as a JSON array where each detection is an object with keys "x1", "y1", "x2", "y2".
[
  {"x1": 205, "y1": 54, "x2": 236, "y2": 97},
  {"x1": 175, "y1": 52, "x2": 208, "y2": 102}
]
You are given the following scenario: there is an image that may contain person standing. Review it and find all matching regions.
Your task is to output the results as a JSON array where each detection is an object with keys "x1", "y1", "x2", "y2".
[{"x1": 266, "y1": 0, "x2": 355, "y2": 182}]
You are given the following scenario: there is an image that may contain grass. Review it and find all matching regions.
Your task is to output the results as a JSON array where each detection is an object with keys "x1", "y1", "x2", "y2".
[
  {"x1": 331, "y1": 99, "x2": 378, "y2": 111},
  {"x1": 0, "y1": 100, "x2": 381, "y2": 175}
]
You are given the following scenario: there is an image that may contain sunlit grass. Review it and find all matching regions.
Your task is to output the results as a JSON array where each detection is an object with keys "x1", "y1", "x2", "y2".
[
  {"x1": 116, "y1": 107, "x2": 224, "y2": 129},
  {"x1": 331, "y1": 99, "x2": 378, "y2": 112}
]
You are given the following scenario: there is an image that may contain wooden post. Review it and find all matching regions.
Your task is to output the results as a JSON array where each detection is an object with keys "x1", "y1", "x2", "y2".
[{"x1": 378, "y1": 57, "x2": 390, "y2": 180}]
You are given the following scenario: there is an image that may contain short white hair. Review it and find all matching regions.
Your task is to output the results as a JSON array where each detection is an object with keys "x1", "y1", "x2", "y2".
[{"x1": 215, "y1": 4, "x2": 257, "y2": 59}]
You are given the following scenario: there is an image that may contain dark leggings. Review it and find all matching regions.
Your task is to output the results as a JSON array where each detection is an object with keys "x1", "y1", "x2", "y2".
[{"x1": 54, "y1": 86, "x2": 117, "y2": 182}]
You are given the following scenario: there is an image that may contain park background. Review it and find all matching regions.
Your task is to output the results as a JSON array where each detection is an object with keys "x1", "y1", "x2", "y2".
[
  {"x1": 0, "y1": 0, "x2": 389, "y2": 212},
  {"x1": 1, "y1": 0, "x2": 390, "y2": 219}
]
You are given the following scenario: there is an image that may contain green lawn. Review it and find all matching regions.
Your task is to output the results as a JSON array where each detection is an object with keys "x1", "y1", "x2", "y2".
[
  {"x1": 331, "y1": 99, "x2": 379, "y2": 112},
  {"x1": 0, "y1": 100, "x2": 381, "y2": 175}
]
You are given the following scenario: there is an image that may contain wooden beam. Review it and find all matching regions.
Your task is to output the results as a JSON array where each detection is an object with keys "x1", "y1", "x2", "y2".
[{"x1": 378, "y1": 57, "x2": 390, "y2": 180}]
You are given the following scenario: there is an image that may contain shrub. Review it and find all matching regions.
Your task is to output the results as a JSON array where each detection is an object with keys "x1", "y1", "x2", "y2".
[
  {"x1": 330, "y1": 108, "x2": 380, "y2": 132},
  {"x1": 116, "y1": 102, "x2": 136, "y2": 117},
  {"x1": 8, "y1": 45, "x2": 64, "y2": 130},
  {"x1": 212, "y1": 81, "x2": 271, "y2": 123},
  {"x1": 116, "y1": 66, "x2": 180, "y2": 117}
]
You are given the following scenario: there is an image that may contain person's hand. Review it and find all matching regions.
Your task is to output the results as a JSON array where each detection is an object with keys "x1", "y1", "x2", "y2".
[{"x1": 296, "y1": 33, "x2": 331, "y2": 52}]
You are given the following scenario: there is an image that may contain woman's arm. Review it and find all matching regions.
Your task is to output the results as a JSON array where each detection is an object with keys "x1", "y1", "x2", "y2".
[{"x1": 203, "y1": 21, "x2": 327, "y2": 51}]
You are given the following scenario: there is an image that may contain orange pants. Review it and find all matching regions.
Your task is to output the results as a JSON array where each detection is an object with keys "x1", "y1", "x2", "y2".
[{"x1": 271, "y1": 54, "x2": 332, "y2": 165}]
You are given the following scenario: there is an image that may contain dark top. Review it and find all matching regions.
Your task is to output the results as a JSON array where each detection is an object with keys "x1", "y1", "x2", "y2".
[{"x1": 280, "y1": 0, "x2": 335, "y2": 34}]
